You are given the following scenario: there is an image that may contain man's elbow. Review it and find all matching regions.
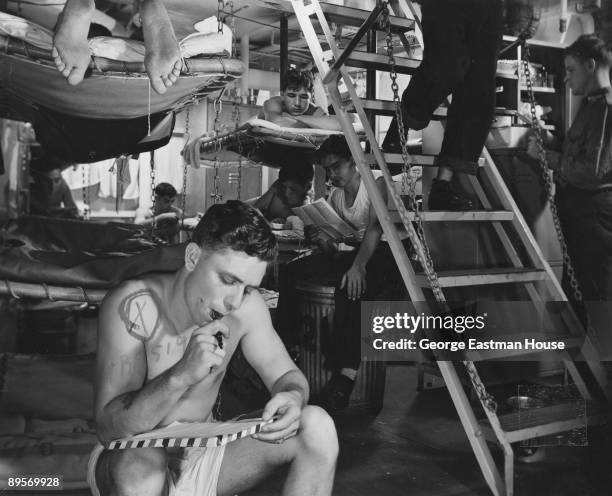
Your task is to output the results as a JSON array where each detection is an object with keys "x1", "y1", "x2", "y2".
[{"x1": 95, "y1": 414, "x2": 115, "y2": 446}]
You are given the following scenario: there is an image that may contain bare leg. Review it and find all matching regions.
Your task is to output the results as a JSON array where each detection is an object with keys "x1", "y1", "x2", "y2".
[
  {"x1": 217, "y1": 406, "x2": 338, "y2": 496},
  {"x1": 52, "y1": 0, "x2": 94, "y2": 86},
  {"x1": 140, "y1": 0, "x2": 182, "y2": 95},
  {"x1": 95, "y1": 447, "x2": 169, "y2": 496}
]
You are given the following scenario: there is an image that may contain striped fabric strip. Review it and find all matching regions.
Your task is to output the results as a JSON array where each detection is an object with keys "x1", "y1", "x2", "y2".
[{"x1": 107, "y1": 419, "x2": 269, "y2": 450}]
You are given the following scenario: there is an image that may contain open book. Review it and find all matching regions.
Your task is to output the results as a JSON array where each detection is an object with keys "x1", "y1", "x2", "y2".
[{"x1": 292, "y1": 198, "x2": 359, "y2": 243}]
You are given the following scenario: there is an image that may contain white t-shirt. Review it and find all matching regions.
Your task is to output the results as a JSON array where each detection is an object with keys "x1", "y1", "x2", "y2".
[
  {"x1": 327, "y1": 170, "x2": 407, "y2": 242},
  {"x1": 328, "y1": 170, "x2": 382, "y2": 233}
]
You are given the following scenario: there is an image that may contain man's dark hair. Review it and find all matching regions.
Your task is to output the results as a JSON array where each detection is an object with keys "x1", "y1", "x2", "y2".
[
  {"x1": 192, "y1": 200, "x2": 278, "y2": 262},
  {"x1": 278, "y1": 162, "x2": 314, "y2": 187},
  {"x1": 154, "y1": 182, "x2": 178, "y2": 198},
  {"x1": 283, "y1": 67, "x2": 314, "y2": 93},
  {"x1": 565, "y1": 34, "x2": 612, "y2": 67},
  {"x1": 315, "y1": 135, "x2": 353, "y2": 164}
]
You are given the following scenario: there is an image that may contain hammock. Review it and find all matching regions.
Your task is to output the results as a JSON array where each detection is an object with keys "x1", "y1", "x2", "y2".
[
  {"x1": 184, "y1": 118, "x2": 348, "y2": 169},
  {"x1": 0, "y1": 217, "x2": 282, "y2": 305},
  {"x1": 0, "y1": 15, "x2": 244, "y2": 120},
  {"x1": 0, "y1": 216, "x2": 186, "y2": 303}
]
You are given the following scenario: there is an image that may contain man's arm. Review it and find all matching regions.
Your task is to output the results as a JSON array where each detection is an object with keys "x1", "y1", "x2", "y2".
[
  {"x1": 134, "y1": 207, "x2": 153, "y2": 226},
  {"x1": 290, "y1": 113, "x2": 343, "y2": 131},
  {"x1": 238, "y1": 292, "x2": 309, "y2": 442},
  {"x1": 341, "y1": 176, "x2": 385, "y2": 299}
]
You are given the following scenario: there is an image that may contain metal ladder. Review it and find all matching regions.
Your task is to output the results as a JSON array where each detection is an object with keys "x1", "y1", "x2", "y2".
[{"x1": 278, "y1": 1, "x2": 611, "y2": 495}]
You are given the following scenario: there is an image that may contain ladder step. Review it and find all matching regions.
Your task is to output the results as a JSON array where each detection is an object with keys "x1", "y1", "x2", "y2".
[
  {"x1": 415, "y1": 268, "x2": 547, "y2": 288},
  {"x1": 365, "y1": 153, "x2": 435, "y2": 166},
  {"x1": 255, "y1": 0, "x2": 416, "y2": 34},
  {"x1": 362, "y1": 99, "x2": 397, "y2": 115},
  {"x1": 344, "y1": 51, "x2": 419, "y2": 74},
  {"x1": 378, "y1": 154, "x2": 486, "y2": 168},
  {"x1": 388, "y1": 211, "x2": 514, "y2": 222},
  {"x1": 432, "y1": 107, "x2": 519, "y2": 120},
  {"x1": 363, "y1": 101, "x2": 517, "y2": 118},
  {"x1": 480, "y1": 402, "x2": 610, "y2": 444}
]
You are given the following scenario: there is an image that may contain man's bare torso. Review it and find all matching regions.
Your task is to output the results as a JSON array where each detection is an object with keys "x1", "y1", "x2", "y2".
[{"x1": 120, "y1": 274, "x2": 246, "y2": 426}]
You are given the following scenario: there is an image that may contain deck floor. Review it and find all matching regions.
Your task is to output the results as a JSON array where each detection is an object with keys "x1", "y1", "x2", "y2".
[
  {"x1": 242, "y1": 363, "x2": 611, "y2": 496},
  {"x1": 6, "y1": 363, "x2": 610, "y2": 496}
]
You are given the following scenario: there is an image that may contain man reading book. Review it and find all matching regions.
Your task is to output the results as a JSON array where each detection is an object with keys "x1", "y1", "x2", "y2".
[
  {"x1": 277, "y1": 135, "x2": 408, "y2": 412},
  {"x1": 89, "y1": 201, "x2": 338, "y2": 496}
]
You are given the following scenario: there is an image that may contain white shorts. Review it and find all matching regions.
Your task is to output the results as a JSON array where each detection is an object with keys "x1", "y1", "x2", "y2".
[{"x1": 87, "y1": 443, "x2": 226, "y2": 496}]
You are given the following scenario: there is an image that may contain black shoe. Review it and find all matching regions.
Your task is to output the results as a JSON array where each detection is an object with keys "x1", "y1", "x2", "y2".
[
  {"x1": 428, "y1": 179, "x2": 474, "y2": 211},
  {"x1": 318, "y1": 374, "x2": 355, "y2": 413}
]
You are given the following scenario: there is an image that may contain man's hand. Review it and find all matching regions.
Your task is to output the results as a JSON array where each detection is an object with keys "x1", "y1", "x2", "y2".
[
  {"x1": 171, "y1": 321, "x2": 229, "y2": 387},
  {"x1": 341, "y1": 264, "x2": 367, "y2": 300},
  {"x1": 304, "y1": 224, "x2": 321, "y2": 244},
  {"x1": 253, "y1": 391, "x2": 302, "y2": 444}
]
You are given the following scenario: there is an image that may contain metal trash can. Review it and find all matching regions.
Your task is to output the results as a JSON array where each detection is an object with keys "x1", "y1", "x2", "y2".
[{"x1": 295, "y1": 278, "x2": 385, "y2": 412}]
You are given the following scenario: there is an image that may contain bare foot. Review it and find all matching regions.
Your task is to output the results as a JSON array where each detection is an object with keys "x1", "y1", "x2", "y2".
[
  {"x1": 52, "y1": 0, "x2": 94, "y2": 85},
  {"x1": 141, "y1": 0, "x2": 182, "y2": 95}
]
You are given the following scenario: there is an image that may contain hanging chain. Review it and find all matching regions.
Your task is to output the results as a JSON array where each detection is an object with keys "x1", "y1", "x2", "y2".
[
  {"x1": 382, "y1": 2, "x2": 496, "y2": 413},
  {"x1": 217, "y1": 0, "x2": 224, "y2": 33},
  {"x1": 463, "y1": 360, "x2": 498, "y2": 412},
  {"x1": 229, "y1": 0, "x2": 236, "y2": 58},
  {"x1": 211, "y1": 95, "x2": 223, "y2": 204},
  {"x1": 522, "y1": 44, "x2": 583, "y2": 303},
  {"x1": 81, "y1": 164, "x2": 90, "y2": 220},
  {"x1": 150, "y1": 151, "x2": 157, "y2": 234},
  {"x1": 180, "y1": 108, "x2": 190, "y2": 228},
  {"x1": 231, "y1": 79, "x2": 243, "y2": 200},
  {"x1": 382, "y1": 4, "x2": 445, "y2": 304}
]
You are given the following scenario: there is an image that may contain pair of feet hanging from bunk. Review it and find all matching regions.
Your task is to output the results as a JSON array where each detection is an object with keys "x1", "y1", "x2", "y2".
[{"x1": 52, "y1": 0, "x2": 182, "y2": 95}]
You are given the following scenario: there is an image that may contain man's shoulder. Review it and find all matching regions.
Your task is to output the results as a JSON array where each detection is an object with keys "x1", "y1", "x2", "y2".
[
  {"x1": 264, "y1": 96, "x2": 283, "y2": 109},
  {"x1": 101, "y1": 277, "x2": 167, "y2": 343},
  {"x1": 231, "y1": 289, "x2": 270, "y2": 334}
]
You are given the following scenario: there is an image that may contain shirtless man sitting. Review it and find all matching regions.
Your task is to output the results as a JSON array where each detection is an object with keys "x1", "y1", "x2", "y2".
[
  {"x1": 90, "y1": 200, "x2": 338, "y2": 496},
  {"x1": 52, "y1": 0, "x2": 181, "y2": 95},
  {"x1": 258, "y1": 68, "x2": 342, "y2": 131}
]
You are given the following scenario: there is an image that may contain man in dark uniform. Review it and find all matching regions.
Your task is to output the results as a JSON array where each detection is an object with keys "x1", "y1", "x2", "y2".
[
  {"x1": 527, "y1": 35, "x2": 612, "y2": 307},
  {"x1": 382, "y1": 0, "x2": 504, "y2": 210}
]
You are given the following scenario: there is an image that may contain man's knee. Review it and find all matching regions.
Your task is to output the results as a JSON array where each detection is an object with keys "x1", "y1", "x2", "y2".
[
  {"x1": 105, "y1": 448, "x2": 168, "y2": 496},
  {"x1": 298, "y1": 405, "x2": 339, "y2": 462}
]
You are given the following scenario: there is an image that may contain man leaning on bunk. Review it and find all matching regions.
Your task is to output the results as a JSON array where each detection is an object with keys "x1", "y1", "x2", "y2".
[{"x1": 89, "y1": 200, "x2": 338, "y2": 496}]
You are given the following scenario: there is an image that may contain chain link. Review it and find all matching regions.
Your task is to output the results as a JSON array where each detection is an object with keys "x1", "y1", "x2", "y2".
[
  {"x1": 211, "y1": 95, "x2": 224, "y2": 204},
  {"x1": 150, "y1": 151, "x2": 157, "y2": 234},
  {"x1": 217, "y1": 0, "x2": 224, "y2": 34},
  {"x1": 229, "y1": 0, "x2": 236, "y2": 58},
  {"x1": 231, "y1": 88, "x2": 243, "y2": 200},
  {"x1": 463, "y1": 360, "x2": 498, "y2": 412},
  {"x1": 180, "y1": 108, "x2": 190, "y2": 228},
  {"x1": 81, "y1": 164, "x2": 89, "y2": 220},
  {"x1": 522, "y1": 45, "x2": 583, "y2": 303},
  {"x1": 382, "y1": 4, "x2": 445, "y2": 304}
]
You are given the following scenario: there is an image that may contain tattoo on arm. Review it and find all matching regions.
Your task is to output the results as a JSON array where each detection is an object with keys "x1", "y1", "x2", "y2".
[
  {"x1": 121, "y1": 391, "x2": 137, "y2": 410},
  {"x1": 119, "y1": 289, "x2": 161, "y2": 342}
]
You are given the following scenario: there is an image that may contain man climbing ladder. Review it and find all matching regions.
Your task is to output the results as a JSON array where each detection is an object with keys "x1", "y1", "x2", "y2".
[{"x1": 382, "y1": 0, "x2": 504, "y2": 211}]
